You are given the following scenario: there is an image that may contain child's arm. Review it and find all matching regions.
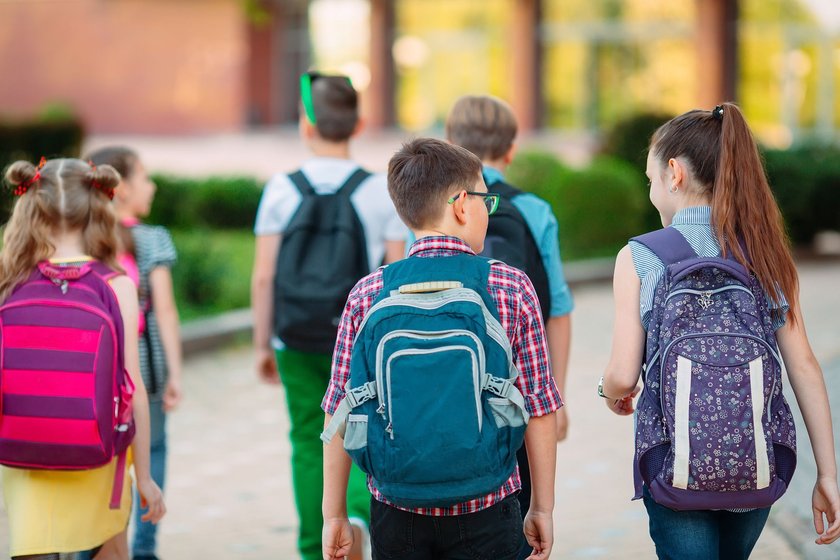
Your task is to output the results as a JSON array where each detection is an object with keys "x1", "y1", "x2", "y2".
[
  {"x1": 149, "y1": 266, "x2": 182, "y2": 412},
  {"x1": 322, "y1": 413, "x2": 354, "y2": 560},
  {"x1": 251, "y1": 234, "x2": 282, "y2": 383},
  {"x1": 603, "y1": 246, "x2": 644, "y2": 414},
  {"x1": 777, "y1": 315, "x2": 840, "y2": 545},
  {"x1": 111, "y1": 275, "x2": 166, "y2": 523},
  {"x1": 523, "y1": 412, "x2": 557, "y2": 560},
  {"x1": 545, "y1": 314, "x2": 571, "y2": 440}
]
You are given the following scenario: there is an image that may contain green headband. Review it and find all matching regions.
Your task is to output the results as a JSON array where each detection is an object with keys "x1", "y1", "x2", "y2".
[
  {"x1": 300, "y1": 72, "x2": 318, "y2": 125},
  {"x1": 299, "y1": 72, "x2": 354, "y2": 125}
]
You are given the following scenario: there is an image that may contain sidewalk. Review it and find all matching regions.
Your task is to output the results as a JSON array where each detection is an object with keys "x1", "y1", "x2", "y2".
[{"x1": 2, "y1": 262, "x2": 837, "y2": 558}]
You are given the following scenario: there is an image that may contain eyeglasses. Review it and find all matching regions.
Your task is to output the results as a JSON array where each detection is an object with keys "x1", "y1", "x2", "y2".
[
  {"x1": 299, "y1": 71, "x2": 353, "y2": 125},
  {"x1": 447, "y1": 191, "x2": 501, "y2": 216}
]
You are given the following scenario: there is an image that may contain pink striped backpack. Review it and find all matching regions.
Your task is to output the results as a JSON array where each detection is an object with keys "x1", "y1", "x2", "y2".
[{"x1": 0, "y1": 260, "x2": 135, "y2": 508}]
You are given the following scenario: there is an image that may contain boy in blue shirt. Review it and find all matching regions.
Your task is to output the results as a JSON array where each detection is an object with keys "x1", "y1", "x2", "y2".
[{"x1": 447, "y1": 94, "x2": 574, "y2": 559}]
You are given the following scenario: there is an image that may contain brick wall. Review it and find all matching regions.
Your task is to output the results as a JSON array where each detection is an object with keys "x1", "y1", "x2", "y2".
[{"x1": 0, "y1": 0, "x2": 248, "y2": 134}]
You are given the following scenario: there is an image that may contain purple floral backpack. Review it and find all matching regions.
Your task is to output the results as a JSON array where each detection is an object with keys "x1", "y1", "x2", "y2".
[{"x1": 631, "y1": 227, "x2": 796, "y2": 510}]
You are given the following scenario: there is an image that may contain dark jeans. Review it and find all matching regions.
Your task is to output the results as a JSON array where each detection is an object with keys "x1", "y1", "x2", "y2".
[
  {"x1": 370, "y1": 494, "x2": 523, "y2": 560},
  {"x1": 643, "y1": 488, "x2": 771, "y2": 560}
]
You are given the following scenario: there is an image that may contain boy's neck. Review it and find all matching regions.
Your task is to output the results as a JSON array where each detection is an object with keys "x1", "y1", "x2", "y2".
[
  {"x1": 483, "y1": 157, "x2": 507, "y2": 172},
  {"x1": 307, "y1": 137, "x2": 352, "y2": 160}
]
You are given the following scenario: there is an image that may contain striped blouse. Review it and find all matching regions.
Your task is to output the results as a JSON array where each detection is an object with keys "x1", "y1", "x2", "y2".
[{"x1": 628, "y1": 206, "x2": 788, "y2": 331}]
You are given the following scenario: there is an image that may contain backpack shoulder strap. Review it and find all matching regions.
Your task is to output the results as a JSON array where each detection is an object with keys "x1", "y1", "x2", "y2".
[
  {"x1": 631, "y1": 227, "x2": 697, "y2": 266},
  {"x1": 288, "y1": 170, "x2": 315, "y2": 196},
  {"x1": 87, "y1": 260, "x2": 120, "y2": 283},
  {"x1": 337, "y1": 168, "x2": 372, "y2": 198}
]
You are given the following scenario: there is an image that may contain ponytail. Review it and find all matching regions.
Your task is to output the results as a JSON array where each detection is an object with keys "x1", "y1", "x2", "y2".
[{"x1": 712, "y1": 102, "x2": 799, "y2": 324}]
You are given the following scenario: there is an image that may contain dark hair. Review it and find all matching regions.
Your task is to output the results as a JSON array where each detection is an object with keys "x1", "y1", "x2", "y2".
[
  {"x1": 85, "y1": 145, "x2": 140, "y2": 257},
  {"x1": 387, "y1": 138, "x2": 482, "y2": 230},
  {"x1": 306, "y1": 73, "x2": 359, "y2": 142},
  {"x1": 650, "y1": 102, "x2": 799, "y2": 322},
  {"x1": 446, "y1": 95, "x2": 517, "y2": 161},
  {"x1": 85, "y1": 146, "x2": 139, "y2": 181}
]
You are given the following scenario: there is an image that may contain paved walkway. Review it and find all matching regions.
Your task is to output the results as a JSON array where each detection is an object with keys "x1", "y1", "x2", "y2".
[{"x1": 2, "y1": 261, "x2": 838, "y2": 559}]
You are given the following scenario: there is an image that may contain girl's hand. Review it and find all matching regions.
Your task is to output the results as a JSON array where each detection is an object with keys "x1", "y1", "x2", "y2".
[
  {"x1": 813, "y1": 475, "x2": 840, "y2": 544},
  {"x1": 137, "y1": 476, "x2": 166, "y2": 524},
  {"x1": 163, "y1": 378, "x2": 182, "y2": 412},
  {"x1": 605, "y1": 386, "x2": 640, "y2": 416}
]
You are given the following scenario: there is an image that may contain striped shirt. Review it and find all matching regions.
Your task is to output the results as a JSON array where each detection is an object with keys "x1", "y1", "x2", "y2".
[
  {"x1": 321, "y1": 235, "x2": 562, "y2": 516},
  {"x1": 628, "y1": 206, "x2": 788, "y2": 331}
]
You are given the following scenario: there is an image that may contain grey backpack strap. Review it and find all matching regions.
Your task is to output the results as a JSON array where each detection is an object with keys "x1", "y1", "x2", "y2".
[{"x1": 321, "y1": 381, "x2": 377, "y2": 443}]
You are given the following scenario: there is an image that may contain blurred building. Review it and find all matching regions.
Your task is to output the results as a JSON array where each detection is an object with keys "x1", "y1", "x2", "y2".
[{"x1": 1, "y1": 0, "x2": 837, "y2": 145}]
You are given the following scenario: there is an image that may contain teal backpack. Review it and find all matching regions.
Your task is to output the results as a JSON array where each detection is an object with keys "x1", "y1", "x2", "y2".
[{"x1": 321, "y1": 254, "x2": 529, "y2": 507}]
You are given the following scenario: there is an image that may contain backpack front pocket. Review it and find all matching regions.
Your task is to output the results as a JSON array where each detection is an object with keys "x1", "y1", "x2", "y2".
[{"x1": 375, "y1": 330, "x2": 486, "y2": 484}]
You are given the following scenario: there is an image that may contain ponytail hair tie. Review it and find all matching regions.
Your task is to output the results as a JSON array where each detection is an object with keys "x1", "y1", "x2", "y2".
[
  {"x1": 712, "y1": 105, "x2": 725, "y2": 121},
  {"x1": 12, "y1": 156, "x2": 47, "y2": 196},
  {"x1": 88, "y1": 160, "x2": 115, "y2": 200}
]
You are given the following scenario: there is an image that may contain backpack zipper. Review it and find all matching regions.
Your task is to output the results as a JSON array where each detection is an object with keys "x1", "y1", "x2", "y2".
[
  {"x1": 664, "y1": 285, "x2": 755, "y2": 305},
  {"x1": 660, "y1": 332, "x2": 783, "y2": 424},
  {"x1": 359, "y1": 288, "x2": 513, "y2": 370}
]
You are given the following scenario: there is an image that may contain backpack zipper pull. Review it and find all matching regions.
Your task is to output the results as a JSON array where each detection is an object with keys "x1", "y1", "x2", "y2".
[
  {"x1": 376, "y1": 402, "x2": 386, "y2": 418},
  {"x1": 385, "y1": 421, "x2": 393, "y2": 439},
  {"x1": 60, "y1": 280, "x2": 68, "y2": 294},
  {"x1": 50, "y1": 277, "x2": 69, "y2": 294}
]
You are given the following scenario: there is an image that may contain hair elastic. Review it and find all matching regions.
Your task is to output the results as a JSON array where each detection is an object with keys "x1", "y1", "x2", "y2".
[
  {"x1": 712, "y1": 105, "x2": 725, "y2": 121},
  {"x1": 12, "y1": 156, "x2": 46, "y2": 196},
  {"x1": 88, "y1": 160, "x2": 114, "y2": 200}
]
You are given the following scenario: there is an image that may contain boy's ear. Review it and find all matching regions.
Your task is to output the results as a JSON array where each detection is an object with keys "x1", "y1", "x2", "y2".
[
  {"x1": 299, "y1": 115, "x2": 317, "y2": 140},
  {"x1": 503, "y1": 144, "x2": 517, "y2": 165},
  {"x1": 449, "y1": 191, "x2": 468, "y2": 225},
  {"x1": 351, "y1": 117, "x2": 365, "y2": 138}
]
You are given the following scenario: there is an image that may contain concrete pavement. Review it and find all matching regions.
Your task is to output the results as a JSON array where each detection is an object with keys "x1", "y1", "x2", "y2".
[{"x1": 1, "y1": 261, "x2": 838, "y2": 558}]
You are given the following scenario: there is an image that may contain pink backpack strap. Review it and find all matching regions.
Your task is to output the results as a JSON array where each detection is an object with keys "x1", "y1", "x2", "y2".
[{"x1": 109, "y1": 448, "x2": 129, "y2": 509}]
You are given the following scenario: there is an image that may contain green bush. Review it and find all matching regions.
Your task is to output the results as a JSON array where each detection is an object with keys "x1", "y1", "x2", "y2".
[
  {"x1": 557, "y1": 157, "x2": 648, "y2": 259},
  {"x1": 149, "y1": 175, "x2": 262, "y2": 230},
  {"x1": 170, "y1": 229, "x2": 254, "y2": 320},
  {"x1": 507, "y1": 150, "x2": 648, "y2": 260},
  {"x1": 506, "y1": 150, "x2": 572, "y2": 205},
  {"x1": 763, "y1": 143, "x2": 840, "y2": 244},
  {"x1": 600, "y1": 112, "x2": 672, "y2": 231}
]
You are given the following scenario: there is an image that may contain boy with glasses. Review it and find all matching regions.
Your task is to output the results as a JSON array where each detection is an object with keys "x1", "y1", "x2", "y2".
[{"x1": 321, "y1": 138, "x2": 560, "y2": 560}]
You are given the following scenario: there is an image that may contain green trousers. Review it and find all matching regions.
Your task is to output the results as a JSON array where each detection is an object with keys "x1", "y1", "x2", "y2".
[{"x1": 276, "y1": 348, "x2": 371, "y2": 560}]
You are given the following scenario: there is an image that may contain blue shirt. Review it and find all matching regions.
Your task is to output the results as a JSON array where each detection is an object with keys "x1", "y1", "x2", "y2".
[
  {"x1": 483, "y1": 166, "x2": 573, "y2": 317},
  {"x1": 628, "y1": 206, "x2": 788, "y2": 330}
]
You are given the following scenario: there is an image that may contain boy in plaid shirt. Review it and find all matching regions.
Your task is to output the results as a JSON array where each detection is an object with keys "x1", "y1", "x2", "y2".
[{"x1": 321, "y1": 138, "x2": 561, "y2": 560}]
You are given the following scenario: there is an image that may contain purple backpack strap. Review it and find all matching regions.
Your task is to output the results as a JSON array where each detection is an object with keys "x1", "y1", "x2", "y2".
[{"x1": 631, "y1": 227, "x2": 697, "y2": 266}]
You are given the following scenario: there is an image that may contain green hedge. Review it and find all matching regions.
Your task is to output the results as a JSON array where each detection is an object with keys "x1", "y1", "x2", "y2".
[
  {"x1": 763, "y1": 144, "x2": 840, "y2": 244},
  {"x1": 508, "y1": 151, "x2": 648, "y2": 260},
  {"x1": 170, "y1": 229, "x2": 254, "y2": 321},
  {"x1": 149, "y1": 175, "x2": 262, "y2": 230}
]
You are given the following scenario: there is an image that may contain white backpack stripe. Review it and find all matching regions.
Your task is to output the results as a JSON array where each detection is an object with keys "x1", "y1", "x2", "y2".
[
  {"x1": 673, "y1": 356, "x2": 693, "y2": 489},
  {"x1": 749, "y1": 358, "x2": 770, "y2": 489}
]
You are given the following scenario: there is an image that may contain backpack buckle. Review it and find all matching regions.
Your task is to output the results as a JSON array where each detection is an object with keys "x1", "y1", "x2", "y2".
[
  {"x1": 483, "y1": 374, "x2": 512, "y2": 398},
  {"x1": 346, "y1": 381, "x2": 377, "y2": 408}
]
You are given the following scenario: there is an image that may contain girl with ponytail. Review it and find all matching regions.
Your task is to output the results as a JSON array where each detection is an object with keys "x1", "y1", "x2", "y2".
[
  {"x1": 0, "y1": 159, "x2": 165, "y2": 559},
  {"x1": 600, "y1": 103, "x2": 840, "y2": 558}
]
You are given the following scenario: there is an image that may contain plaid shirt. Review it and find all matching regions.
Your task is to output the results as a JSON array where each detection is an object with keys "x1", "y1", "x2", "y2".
[{"x1": 322, "y1": 235, "x2": 562, "y2": 516}]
